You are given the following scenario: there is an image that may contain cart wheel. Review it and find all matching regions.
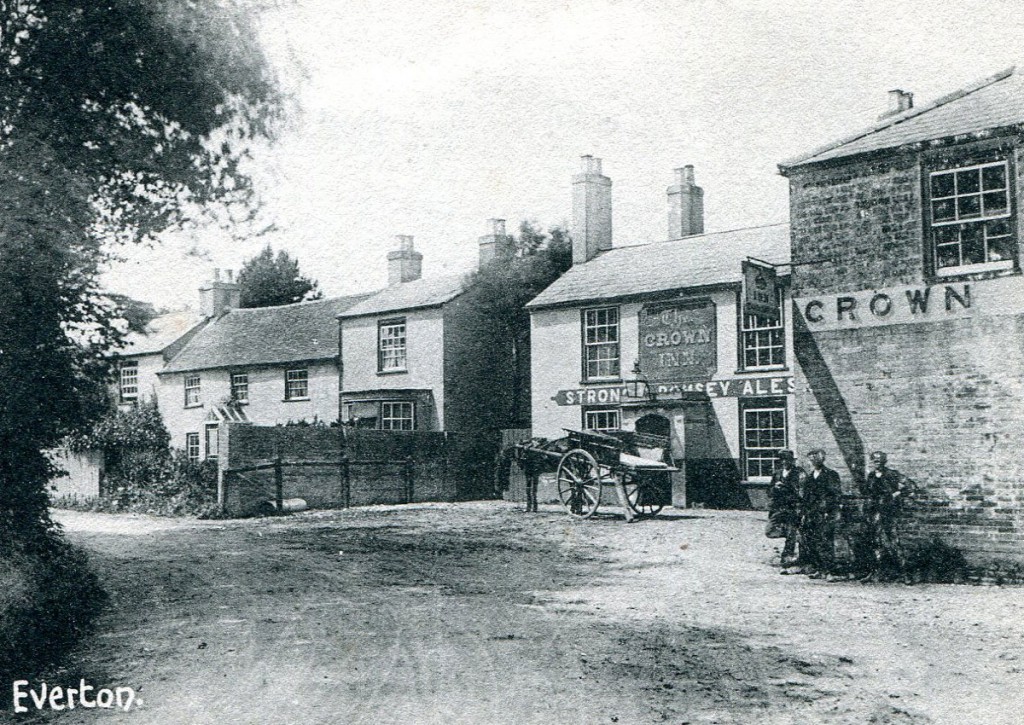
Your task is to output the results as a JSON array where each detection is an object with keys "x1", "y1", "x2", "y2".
[
  {"x1": 556, "y1": 449, "x2": 602, "y2": 518},
  {"x1": 623, "y1": 477, "x2": 665, "y2": 518}
]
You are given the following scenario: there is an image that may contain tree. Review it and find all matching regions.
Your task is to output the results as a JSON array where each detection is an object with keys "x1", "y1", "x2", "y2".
[
  {"x1": 237, "y1": 244, "x2": 322, "y2": 308},
  {"x1": 467, "y1": 221, "x2": 572, "y2": 426},
  {"x1": 0, "y1": 1, "x2": 284, "y2": 548}
]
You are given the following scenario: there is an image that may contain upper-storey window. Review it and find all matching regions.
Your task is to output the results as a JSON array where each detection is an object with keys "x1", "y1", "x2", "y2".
[
  {"x1": 741, "y1": 291, "x2": 784, "y2": 370},
  {"x1": 119, "y1": 361, "x2": 139, "y2": 401},
  {"x1": 184, "y1": 374, "x2": 201, "y2": 407},
  {"x1": 583, "y1": 307, "x2": 620, "y2": 380},
  {"x1": 378, "y1": 318, "x2": 407, "y2": 373},
  {"x1": 230, "y1": 372, "x2": 249, "y2": 404},
  {"x1": 284, "y1": 368, "x2": 309, "y2": 400},
  {"x1": 929, "y1": 160, "x2": 1014, "y2": 276}
]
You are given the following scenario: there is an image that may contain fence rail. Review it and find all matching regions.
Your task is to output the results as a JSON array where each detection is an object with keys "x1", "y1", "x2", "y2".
[{"x1": 223, "y1": 454, "x2": 419, "y2": 513}]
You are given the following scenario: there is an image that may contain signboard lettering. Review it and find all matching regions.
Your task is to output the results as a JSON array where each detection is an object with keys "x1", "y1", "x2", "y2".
[
  {"x1": 552, "y1": 376, "x2": 794, "y2": 405},
  {"x1": 797, "y1": 283, "x2": 976, "y2": 331},
  {"x1": 639, "y1": 301, "x2": 716, "y2": 382}
]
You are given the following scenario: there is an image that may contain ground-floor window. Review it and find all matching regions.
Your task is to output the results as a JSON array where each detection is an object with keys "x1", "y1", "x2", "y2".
[
  {"x1": 185, "y1": 432, "x2": 201, "y2": 462},
  {"x1": 583, "y1": 407, "x2": 621, "y2": 432},
  {"x1": 741, "y1": 398, "x2": 787, "y2": 480},
  {"x1": 380, "y1": 401, "x2": 415, "y2": 430},
  {"x1": 343, "y1": 400, "x2": 416, "y2": 430}
]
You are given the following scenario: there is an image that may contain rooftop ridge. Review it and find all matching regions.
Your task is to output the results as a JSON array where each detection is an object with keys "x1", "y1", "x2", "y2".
[
  {"x1": 598, "y1": 221, "x2": 791, "y2": 254},
  {"x1": 779, "y1": 65, "x2": 1016, "y2": 170},
  {"x1": 226, "y1": 291, "x2": 375, "y2": 314}
]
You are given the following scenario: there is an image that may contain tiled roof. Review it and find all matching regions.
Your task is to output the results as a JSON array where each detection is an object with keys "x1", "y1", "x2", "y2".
[
  {"x1": 338, "y1": 274, "x2": 467, "y2": 318},
  {"x1": 162, "y1": 293, "x2": 373, "y2": 373},
  {"x1": 781, "y1": 66, "x2": 1022, "y2": 169},
  {"x1": 121, "y1": 310, "x2": 204, "y2": 357},
  {"x1": 526, "y1": 223, "x2": 790, "y2": 309}
]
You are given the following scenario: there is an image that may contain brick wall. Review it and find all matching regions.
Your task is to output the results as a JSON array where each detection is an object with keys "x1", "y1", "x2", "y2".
[
  {"x1": 787, "y1": 137, "x2": 1024, "y2": 574},
  {"x1": 789, "y1": 154, "x2": 924, "y2": 295}
]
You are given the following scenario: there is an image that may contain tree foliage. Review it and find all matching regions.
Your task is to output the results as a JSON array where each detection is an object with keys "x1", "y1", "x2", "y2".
[
  {"x1": 237, "y1": 244, "x2": 321, "y2": 308},
  {"x1": 466, "y1": 221, "x2": 572, "y2": 425},
  {"x1": 0, "y1": 1, "x2": 283, "y2": 547}
]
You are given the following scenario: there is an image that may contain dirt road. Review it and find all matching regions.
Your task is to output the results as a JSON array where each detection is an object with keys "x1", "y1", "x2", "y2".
[{"x1": 19, "y1": 503, "x2": 1024, "y2": 724}]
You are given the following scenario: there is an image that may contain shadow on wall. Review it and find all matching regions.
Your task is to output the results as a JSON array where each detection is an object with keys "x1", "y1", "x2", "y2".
[
  {"x1": 792, "y1": 306, "x2": 866, "y2": 489},
  {"x1": 686, "y1": 402, "x2": 749, "y2": 509}
]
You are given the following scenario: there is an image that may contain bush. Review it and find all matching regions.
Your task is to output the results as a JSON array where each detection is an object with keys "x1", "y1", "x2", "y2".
[
  {"x1": 60, "y1": 403, "x2": 220, "y2": 517},
  {"x1": 0, "y1": 531, "x2": 107, "y2": 699}
]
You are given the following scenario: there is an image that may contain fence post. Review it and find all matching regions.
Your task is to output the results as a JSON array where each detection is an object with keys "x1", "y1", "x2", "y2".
[
  {"x1": 404, "y1": 455, "x2": 414, "y2": 504},
  {"x1": 274, "y1": 453, "x2": 284, "y2": 512},
  {"x1": 341, "y1": 455, "x2": 350, "y2": 509}
]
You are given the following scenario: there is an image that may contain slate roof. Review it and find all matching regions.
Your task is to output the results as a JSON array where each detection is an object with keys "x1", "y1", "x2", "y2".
[
  {"x1": 121, "y1": 310, "x2": 205, "y2": 357},
  {"x1": 781, "y1": 66, "x2": 1023, "y2": 170},
  {"x1": 162, "y1": 293, "x2": 373, "y2": 374},
  {"x1": 526, "y1": 223, "x2": 790, "y2": 309},
  {"x1": 338, "y1": 274, "x2": 467, "y2": 318}
]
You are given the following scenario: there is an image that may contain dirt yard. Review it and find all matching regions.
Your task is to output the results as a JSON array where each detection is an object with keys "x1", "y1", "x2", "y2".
[{"x1": 21, "y1": 503, "x2": 1024, "y2": 724}]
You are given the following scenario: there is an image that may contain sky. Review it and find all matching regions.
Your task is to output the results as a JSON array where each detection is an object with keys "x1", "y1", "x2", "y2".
[{"x1": 102, "y1": 0, "x2": 1024, "y2": 309}]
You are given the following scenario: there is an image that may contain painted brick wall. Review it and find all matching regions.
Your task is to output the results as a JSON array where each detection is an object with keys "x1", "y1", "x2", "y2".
[
  {"x1": 787, "y1": 137, "x2": 1024, "y2": 573},
  {"x1": 789, "y1": 154, "x2": 924, "y2": 296}
]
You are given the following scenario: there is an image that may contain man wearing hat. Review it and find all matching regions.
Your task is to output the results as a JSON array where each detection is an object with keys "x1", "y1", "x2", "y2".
[
  {"x1": 767, "y1": 449, "x2": 804, "y2": 570},
  {"x1": 860, "y1": 451, "x2": 916, "y2": 583},
  {"x1": 801, "y1": 449, "x2": 843, "y2": 579}
]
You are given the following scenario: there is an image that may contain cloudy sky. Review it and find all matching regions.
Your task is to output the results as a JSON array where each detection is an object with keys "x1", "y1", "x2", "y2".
[{"x1": 103, "y1": 0, "x2": 1024, "y2": 309}]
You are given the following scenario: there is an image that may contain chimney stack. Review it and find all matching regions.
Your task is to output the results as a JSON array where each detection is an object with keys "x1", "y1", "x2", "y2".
[
  {"x1": 880, "y1": 89, "x2": 914, "y2": 119},
  {"x1": 478, "y1": 218, "x2": 513, "y2": 268},
  {"x1": 387, "y1": 234, "x2": 423, "y2": 285},
  {"x1": 199, "y1": 268, "x2": 240, "y2": 318},
  {"x1": 667, "y1": 165, "x2": 704, "y2": 239},
  {"x1": 571, "y1": 155, "x2": 612, "y2": 265}
]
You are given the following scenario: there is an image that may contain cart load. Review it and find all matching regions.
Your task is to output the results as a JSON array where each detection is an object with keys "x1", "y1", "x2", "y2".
[{"x1": 508, "y1": 428, "x2": 677, "y2": 519}]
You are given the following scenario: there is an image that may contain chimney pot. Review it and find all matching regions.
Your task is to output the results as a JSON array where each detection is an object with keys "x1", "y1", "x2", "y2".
[
  {"x1": 882, "y1": 89, "x2": 914, "y2": 119},
  {"x1": 572, "y1": 155, "x2": 613, "y2": 265},
  {"x1": 199, "y1": 268, "x2": 240, "y2": 318},
  {"x1": 479, "y1": 218, "x2": 512, "y2": 268},
  {"x1": 387, "y1": 235, "x2": 423, "y2": 284},
  {"x1": 667, "y1": 165, "x2": 704, "y2": 239}
]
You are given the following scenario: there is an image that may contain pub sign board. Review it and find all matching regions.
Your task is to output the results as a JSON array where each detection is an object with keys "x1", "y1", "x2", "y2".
[
  {"x1": 552, "y1": 375, "x2": 794, "y2": 405},
  {"x1": 742, "y1": 260, "x2": 779, "y2": 320},
  {"x1": 638, "y1": 299, "x2": 717, "y2": 382}
]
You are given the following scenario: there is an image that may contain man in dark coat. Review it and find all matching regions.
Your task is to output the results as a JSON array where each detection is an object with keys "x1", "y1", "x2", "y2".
[
  {"x1": 801, "y1": 449, "x2": 843, "y2": 579},
  {"x1": 767, "y1": 449, "x2": 804, "y2": 570},
  {"x1": 860, "y1": 451, "x2": 916, "y2": 583}
]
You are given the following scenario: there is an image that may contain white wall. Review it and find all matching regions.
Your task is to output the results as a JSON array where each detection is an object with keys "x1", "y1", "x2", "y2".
[
  {"x1": 529, "y1": 287, "x2": 797, "y2": 477},
  {"x1": 159, "y1": 361, "x2": 339, "y2": 452},
  {"x1": 341, "y1": 307, "x2": 446, "y2": 426}
]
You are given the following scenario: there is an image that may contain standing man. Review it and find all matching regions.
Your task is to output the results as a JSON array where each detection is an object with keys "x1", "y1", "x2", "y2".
[
  {"x1": 860, "y1": 451, "x2": 916, "y2": 583},
  {"x1": 801, "y1": 449, "x2": 843, "y2": 579},
  {"x1": 767, "y1": 449, "x2": 804, "y2": 572}
]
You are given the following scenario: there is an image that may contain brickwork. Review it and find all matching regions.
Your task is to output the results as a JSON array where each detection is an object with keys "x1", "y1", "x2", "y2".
[
  {"x1": 786, "y1": 134, "x2": 1024, "y2": 575},
  {"x1": 789, "y1": 155, "x2": 923, "y2": 296}
]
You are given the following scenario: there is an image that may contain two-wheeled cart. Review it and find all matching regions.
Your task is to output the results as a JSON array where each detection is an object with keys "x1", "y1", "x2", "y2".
[{"x1": 509, "y1": 428, "x2": 676, "y2": 519}]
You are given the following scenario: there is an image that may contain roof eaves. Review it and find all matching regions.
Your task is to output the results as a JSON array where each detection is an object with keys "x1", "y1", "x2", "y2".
[
  {"x1": 779, "y1": 66, "x2": 1016, "y2": 172},
  {"x1": 338, "y1": 289, "x2": 466, "y2": 319},
  {"x1": 526, "y1": 280, "x2": 741, "y2": 312},
  {"x1": 158, "y1": 354, "x2": 338, "y2": 376}
]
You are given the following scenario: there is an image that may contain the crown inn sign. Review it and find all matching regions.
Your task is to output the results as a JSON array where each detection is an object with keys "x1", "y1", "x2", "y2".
[{"x1": 638, "y1": 300, "x2": 717, "y2": 382}]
